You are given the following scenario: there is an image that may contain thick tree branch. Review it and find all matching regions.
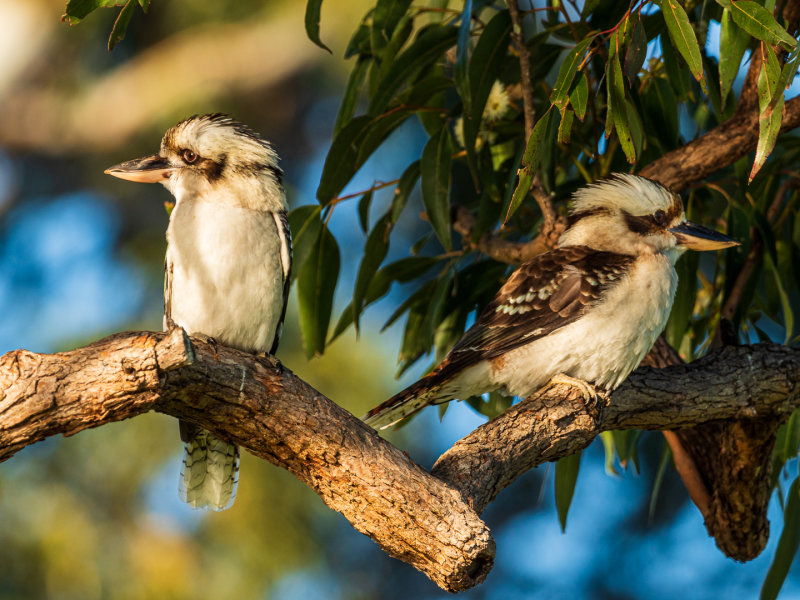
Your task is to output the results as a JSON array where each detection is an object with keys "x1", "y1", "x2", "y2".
[
  {"x1": 0, "y1": 329, "x2": 494, "y2": 593},
  {"x1": 2, "y1": 331, "x2": 799, "y2": 589}
]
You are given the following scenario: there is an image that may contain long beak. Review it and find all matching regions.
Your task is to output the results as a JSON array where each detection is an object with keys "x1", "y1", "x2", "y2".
[
  {"x1": 104, "y1": 154, "x2": 174, "y2": 183},
  {"x1": 670, "y1": 221, "x2": 740, "y2": 251}
]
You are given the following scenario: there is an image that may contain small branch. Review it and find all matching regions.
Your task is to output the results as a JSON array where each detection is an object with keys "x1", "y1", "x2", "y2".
[{"x1": 453, "y1": 205, "x2": 565, "y2": 264}]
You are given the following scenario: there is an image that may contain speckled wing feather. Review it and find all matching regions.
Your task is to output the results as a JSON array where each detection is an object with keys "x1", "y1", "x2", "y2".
[
  {"x1": 445, "y1": 246, "x2": 635, "y2": 371},
  {"x1": 363, "y1": 246, "x2": 635, "y2": 428}
]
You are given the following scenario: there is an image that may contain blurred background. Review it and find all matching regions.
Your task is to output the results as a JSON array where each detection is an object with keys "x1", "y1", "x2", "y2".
[{"x1": 1, "y1": 0, "x2": 800, "y2": 598}]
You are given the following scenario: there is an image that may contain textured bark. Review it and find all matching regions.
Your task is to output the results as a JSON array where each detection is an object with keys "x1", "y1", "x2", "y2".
[
  {"x1": 0, "y1": 329, "x2": 494, "y2": 593},
  {"x1": 2, "y1": 331, "x2": 799, "y2": 590}
]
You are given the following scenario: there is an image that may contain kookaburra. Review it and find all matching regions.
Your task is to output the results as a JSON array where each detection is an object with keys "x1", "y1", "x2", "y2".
[
  {"x1": 105, "y1": 114, "x2": 291, "y2": 510},
  {"x1": 364, "y1": 174, "x2": 738, "y2": 429}
]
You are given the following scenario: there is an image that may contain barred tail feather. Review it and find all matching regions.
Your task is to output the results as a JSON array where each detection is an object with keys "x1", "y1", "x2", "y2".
[
  {"x1": 179, "y1": 424, "x2": 239, "y2": 511},
  {"x1": 362, "y1": 370, "x2": 453, "y2": 430}
]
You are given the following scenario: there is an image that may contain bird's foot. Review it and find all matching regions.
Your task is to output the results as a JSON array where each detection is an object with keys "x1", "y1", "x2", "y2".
[
  {"x1": 547, "y1": 373, "x2": 599, "y2": 407},
  {"x1": 195, "y1": 334, "x2": 219, "y2": 353}
]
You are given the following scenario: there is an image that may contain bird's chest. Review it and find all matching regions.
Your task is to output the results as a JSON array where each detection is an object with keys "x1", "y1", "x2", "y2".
[{"x1": 165, "y1": 200, "x2": 284, "y2": 352}]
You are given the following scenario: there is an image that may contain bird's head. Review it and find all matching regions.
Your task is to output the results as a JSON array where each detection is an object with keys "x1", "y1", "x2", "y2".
[
  {"x1": 558, "y1": 173, "x2": 738, "y2": 261},
  {"x1": 105, "y1": 114, "x2": 285, "y2": 211}
]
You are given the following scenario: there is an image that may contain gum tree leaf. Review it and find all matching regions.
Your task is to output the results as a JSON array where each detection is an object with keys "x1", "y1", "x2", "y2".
[
  {"x1": 369, "y1": 25, "x2": 459, "y2": 115},
  {"x1": 608, "y1": 47, "x2": 636, "y2": 163},
  {"x1": 107, "y1": 0, "x2": 135, "y2": 51},
  {"x1": 63, "y1": 0, "x2": 119, "y2": 23},
  {"x1": 372, "y1": 0, "x2": 414, "y2": 53},
  {"x1": 391, "y1": 160, "x2": 421, "y2": 223},
  {"x1": 558, "y1": 108, "x2": 575, "y2": 143},
  {"x1": 421, "y1": 127, "x2": 453, "y2": 250},
  {"x1": 288, "y1": 204, "x2": 323, "y2": 282},
  {"x1": 462, "y1": 11, "x2": 512, "y2": 172},
  {"x1": 353, "y1": 214, "x2": 391, "y2": 333},
  {"x1": 624, "y1": 19, "x2": 647, "y2": 82},
  {"x1": 304, "y1": 0, "x2": 332, "y2": 53},
  {"x1": 357, "y1": 190, "x2": 373, "y2": 232},
  {"x1": 660, "y1": 0, "x2": 707, "y2": 92},
  {"x1": 317, "y1": 109, "x2": 414, "y2": 204},
  {"x1": 719, "y1": 8, "x2": 750, "y2": 111},
  {"x1": 506, "y1": 107, "x2": 555, "y2": 222},
  {"x1": 570, "y1": 72, "x2": 589, "y2": 121},
  {"x1": 751, "y1": 47, "x2": 784, "y2": 181},
  {"x1": 555, "y1": 451, "x2": 582, "y2": 532},
  {"x1": 730, "y1": 0, "x2": 796, "y2": 51},
  {"x1": 334, "y1": 57, "x2": 370, "y2": 137},
  {"x1": 550, "y1": 36, "x2": 594, "y2": 113},
  {"x1": 297, "y1": 225, "x2": 340, "y2": 357},
  {"x1": 760, "y1": 477, "x2": 800, "y2": 600}
]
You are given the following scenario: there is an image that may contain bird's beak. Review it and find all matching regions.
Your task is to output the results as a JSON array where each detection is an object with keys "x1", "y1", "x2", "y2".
[
  {"x1": 104, "y1": 154, "x2": 174, "y2": 183},
  {"x1": 669, "y1": 221, "x2": 740, "y2": 251}
]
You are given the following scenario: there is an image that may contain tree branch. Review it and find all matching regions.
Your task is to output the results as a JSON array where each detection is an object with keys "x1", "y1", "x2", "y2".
[
  {"x1": 2, "y1": 331, "x2": 799, "y2": 589},
  {"x1": 0, "y1": 329, "x2": 494, "y2": 593}
]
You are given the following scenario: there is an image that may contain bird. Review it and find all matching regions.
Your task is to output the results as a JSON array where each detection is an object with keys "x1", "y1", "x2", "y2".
[
  {"x1": 105, "y1": 114, "x2": 291, "y2": 510},
  {"x1": 363, "y1": 173, "x2": 738, "y2": 429}
]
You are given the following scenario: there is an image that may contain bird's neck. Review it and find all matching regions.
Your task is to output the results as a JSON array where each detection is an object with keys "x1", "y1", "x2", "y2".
[{"x1": 167, "y1": 174, "x2": 286, "y2": 213}]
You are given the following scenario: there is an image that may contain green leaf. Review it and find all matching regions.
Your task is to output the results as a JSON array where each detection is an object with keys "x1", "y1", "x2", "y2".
[
  {"x1": 462, "y1": 11, "x2": 512, "y2": 173},
  {"x1": 644, "y1": 76, "x2": 680, "y2": 148},
  {"x1": 63, "y1": 0, "x2": 119, "y2": 23},
  {"x1": 288, "y1": 204, "x2": 323, "y2": 280},
  {"x1": 661, "y1": 32, "x2": 694, "y2": 99},
  {"x1": 369, "y1": 25, "x2": 459, "y2": 115},
  {"x1": 421, "y1": 127, "x2": 453, "y2": 250},
  {"x1": 505, "y1": 107, "x2": 556, "y2": 222},
  {"x1": 555, "y1": 452, "x2": 582, "y2": 532},
  {"x1": 608, "y1": 49, "x2": 636, "y2": 163},
  {"x1": 570, "y1": 73, "x2": 589, "y2": 121},
  {"x1": 297, "y1": 225, "x2": 340, "y2": 358},
  {"x1": 304, "y1": 0, "x2": 332, "y2": 53},
  {"x1": 550, "y1": 36, "x2": 594, "y2": 113},
  {"x1": 423, "y1": 270, "x2": 454, "y2": 347},
  {"x1": 778, "y1": 409, "x2": 800, "y2": 462},
  {"x1": 649, "y1": 440, "x2": 672, "y2": 521},
  {"x1": 455, "y1": 0, "x2": 475, "y2": 179},
  {"x1": 372, "y1": 0, "x2": 414, "y2": 53},
  {"x1": 667, "y1": 251, "x2": 699, "y2": 348},
  {"x1": 137, "y1": 0, "x2": 149, "y2": 11},
  {"x1": 600, "y1": 431, "x2": 620, "y2": 476},
  {"x1": 357, "y1": 190, "x2": 373, "y2": 232},
  {"x1": 660, "y1": 0, "x2": 707, "y2": 92},
  {"x1": 353, "y1": 214, "x2": 391, "y2": 333},
  {"x1": 377, "y1": 15, "x2": 414, "y2": 80},
  {"x1": 558, "y1": 108, "x2": 575, "y2": 143},
  {"x1": 719, "y1": 8, "x2": 750, "y2": 111},
  {"x1": 391, "y1": 160, "x2": 421, "y2": 223},
  {"x1": 107, "y1": 0, "x2": 135, "y2": 51},
  {"x1": 751, "y1": 46, "x2": 784, "y2": 181},
  {"x1": 334, "y1": 57, "x2": 370, "y2": 137},
  {"x1": 760, "y1": 477, "x2": 800, "y2": 600},
  {"x1": 624, "y1": 19, "x2": 647, "y2": 82},
  {"x1": 331, "y1": 256, "x2": 439, "y2": 342},
  {"x1": 317, "y1": 110, "x2": 414, "y2": 204},
  {"x1": 731, "y1": 0, "x2": 796, "y2": 51},
  {"x1": 764, "y1": 252, "x2": 793, "y2": 344}
]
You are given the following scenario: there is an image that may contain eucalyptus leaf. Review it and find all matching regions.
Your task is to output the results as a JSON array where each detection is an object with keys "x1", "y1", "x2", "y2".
[
  {"x1": 555, "y1": 452, "x2": 582, "y2": 532},
  {"x1": 421, "y1": 127, "x2": 453, "y2": 250},
  {"x1": 730, "y1": 0, "x2": 796, "y2": 51},
  {"x1": 304, "y1": 0, "x2": 332, "y2": 53},
  {"x1": 297, "y1": 226, "x2": 340, "y2": 358},
  {"x1": 660, "y1": 0, "x2": 707, "y2": 92}
]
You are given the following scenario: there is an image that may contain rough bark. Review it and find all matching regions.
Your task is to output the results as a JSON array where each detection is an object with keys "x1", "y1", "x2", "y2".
[{"x1": 2, "y1": 330, "x2": 799, "y2": 590}]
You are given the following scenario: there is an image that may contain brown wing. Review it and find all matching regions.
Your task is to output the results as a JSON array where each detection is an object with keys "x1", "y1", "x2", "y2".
[{"x1": 444, "y1": 246, "x2": 635, "y2": 373}]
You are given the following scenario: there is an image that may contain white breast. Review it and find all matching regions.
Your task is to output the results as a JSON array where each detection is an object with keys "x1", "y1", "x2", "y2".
[
  {"x1": 165, "y1": 198, "x2": 285, "y2": 353},
  {"x1": 495, "y1": 253, "x2": 677, "y2": 397}
]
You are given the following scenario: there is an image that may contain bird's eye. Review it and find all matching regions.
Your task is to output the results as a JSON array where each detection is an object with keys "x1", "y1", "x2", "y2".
[
  {"x1": 653, "y1": 209, "x2": 668, "y2": 227},
  {"x1": 183, "y1": 149, "x2": 198, "y2": 164}
]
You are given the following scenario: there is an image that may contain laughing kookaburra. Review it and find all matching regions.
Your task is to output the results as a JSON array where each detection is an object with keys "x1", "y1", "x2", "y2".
[
  {"x1": 364, "y1": 174, "x2": 738, "y2": 429},
  {"x1": 106, "y1": 114, "x2": 291, "y2": 510}
]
